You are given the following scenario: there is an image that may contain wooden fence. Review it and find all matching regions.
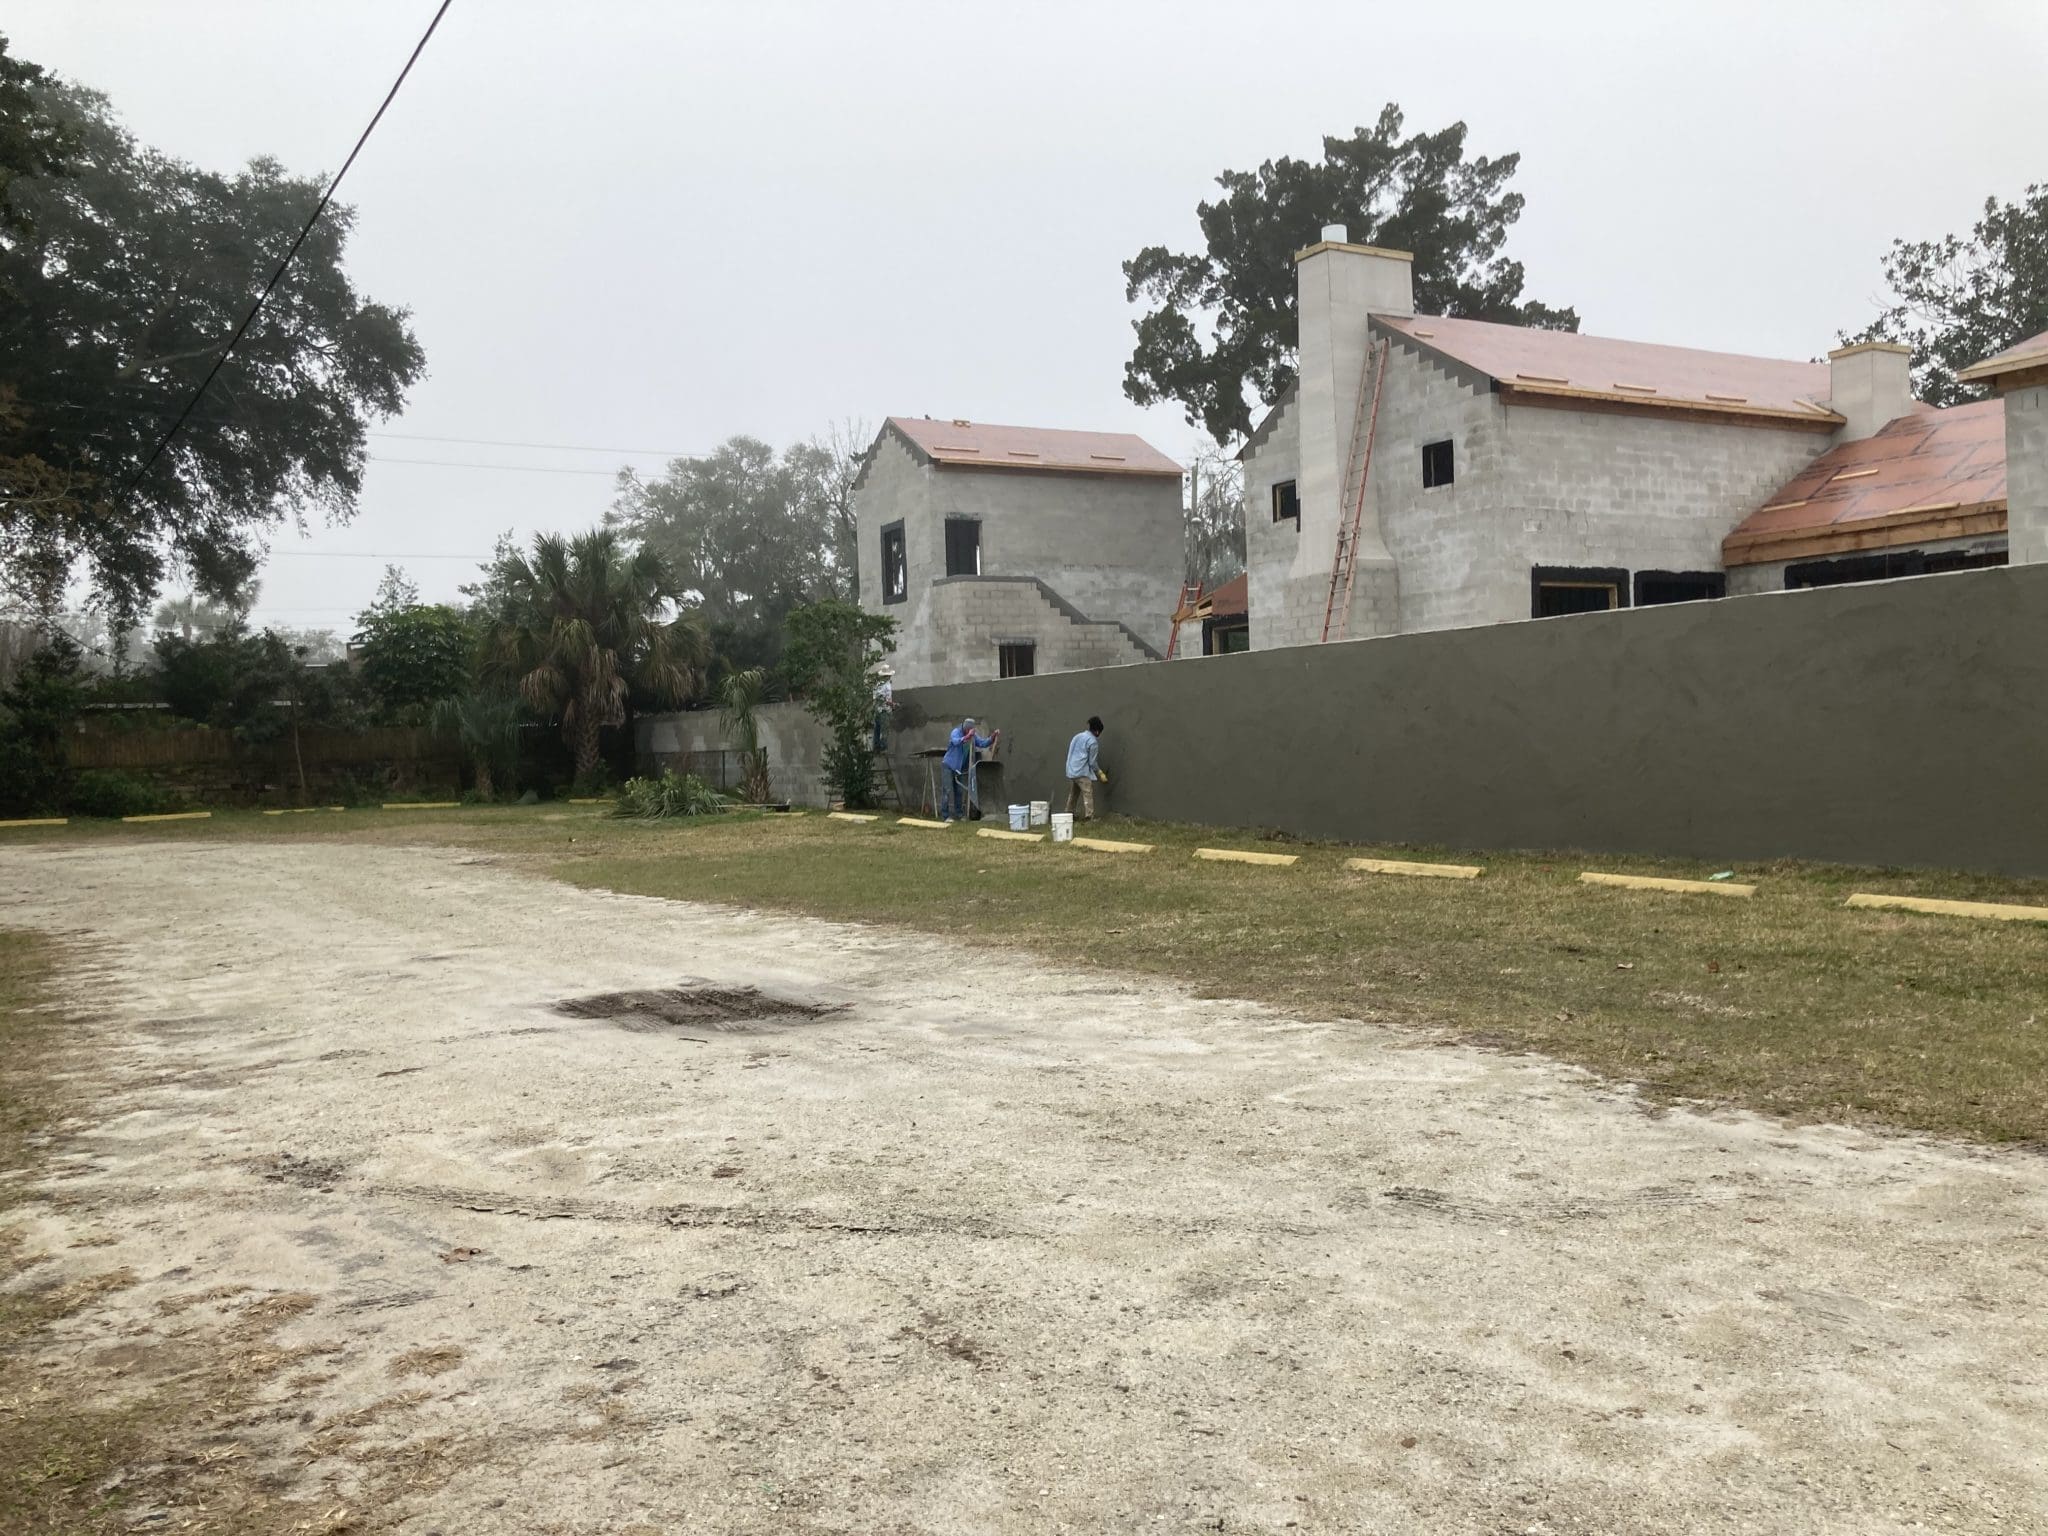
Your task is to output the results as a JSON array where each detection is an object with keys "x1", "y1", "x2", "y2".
[{"x1": 70, "y1": 724, "x2": 449, "y2": 771}]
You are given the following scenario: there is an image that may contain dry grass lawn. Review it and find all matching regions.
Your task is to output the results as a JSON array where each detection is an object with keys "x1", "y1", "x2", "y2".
[{"x1": 8, "y1": 803, "x2": 2048, "y2": 1146}]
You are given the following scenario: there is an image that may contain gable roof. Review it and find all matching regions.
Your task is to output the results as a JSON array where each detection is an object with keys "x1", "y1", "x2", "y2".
[
  {"x1": 1723, "y1": 399, "x2": 2005, "y2": 566},
  {"x1": 1374, "y1": 314, "x2": 1841, "y2": 427},
  {"x1": 882, "y1": 416, "x2": 1182, "y2": 478},
  {"x1": 1957, "y1": 327, "x2": 2048, "y2": 385}
]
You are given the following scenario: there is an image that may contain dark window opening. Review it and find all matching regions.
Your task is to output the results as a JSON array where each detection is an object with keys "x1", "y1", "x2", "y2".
[
  {"x1": 944, "y1": 516, "x2": 981, "y2": 577},
  {"x1": 1422, "y1": 439, "x2": 1455, "y2": 489},
  {"x1": 997, "y1": 642, "x2": 1035, "y2": 679},
  {"x1": 1634, "y1": 570, "x2": 1727, "y2": 606},
  {"x1": 1531, "y1": 565, "x2": 1629, "y2": 619},
  {"x1": 1271, "y1": 480, "x2": 1300, "y2": 524},
  {"x1": 1784, "y1": 547, "x2": 2007, "y2": 589},
  {"x1": 880, "y1": 522, "x2": 907, "y2": 604},
  {"x1": 1205, "y1": 620, "x2": 1251, "y2": 655}
]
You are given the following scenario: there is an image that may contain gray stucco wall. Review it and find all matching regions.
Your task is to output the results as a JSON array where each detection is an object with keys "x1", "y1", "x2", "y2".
[
  {"x1": 855, "y1": 427, "x2": 1184, "y2": 687},
  {"x1": 1242, "y1": 337, "x2": 1835, "y2": 641},
  {"x1": 640, "y1": 703, "x2": 831, "y2": 807},
  {"x1": 896, "y1": 564, "x2": 2048, "y2": 877}
]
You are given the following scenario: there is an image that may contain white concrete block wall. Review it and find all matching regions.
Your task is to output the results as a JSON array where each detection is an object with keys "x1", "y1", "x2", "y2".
[
  {"x1": 2006, "y1": 386, "x2": 2048, "y2": 566},
  {"x1": 855, "y1": 424, "x2": 1184, "y2": 686},
  {"x1": 1242, "y1": 388, "x2": 1301, "y2": 652},
  {"x1": 932, "y1": 469, "x2": 1183, "y2": 653},
  {"x1": 1370, "y1": 343, "x2": 1509, "y2": 633},
  {"x1": 922, "y1": 579, "x2": 1152, "y2": 683},
  {"x1": 1481, "y1": 407, "x2": 1830, "y2": 623},
  {"x1": 856, "y1": 433, "x2": 939, "y2": 684}
]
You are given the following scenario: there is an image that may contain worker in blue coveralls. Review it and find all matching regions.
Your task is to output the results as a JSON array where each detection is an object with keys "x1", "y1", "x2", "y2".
[{"x1": 941, "y1": 717, "x2": 997, "y2": 821}]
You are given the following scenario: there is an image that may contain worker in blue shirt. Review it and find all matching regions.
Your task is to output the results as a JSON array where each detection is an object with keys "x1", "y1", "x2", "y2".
[
  {"x1": 941, "y1": 717, "x2": 996, "y2": 821},
  {"x1": 1064, "y1": 716, "x2": 1106, "y2": 820}
]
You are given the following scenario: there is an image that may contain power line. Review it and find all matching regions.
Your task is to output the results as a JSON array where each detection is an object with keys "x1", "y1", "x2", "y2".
[
  {"x1": 366, "y1": 455, "x2": 623, "y2": 477},
  {"x1": 263, "y1": 549, "x2": 489, "y2": 559},
  {"x1": 121, "y1": 0, "x2": 455, "y2": 501},
  {"x1": 372, "y1": 430, "x2": 697, "y2": 456},
  {"x1": 30, "y1": 398, "x2": 704, "y2": 458}
]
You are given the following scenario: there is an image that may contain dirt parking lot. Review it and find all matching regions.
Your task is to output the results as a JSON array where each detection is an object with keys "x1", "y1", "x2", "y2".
[{"x1": 4, "y1": 840, "x2": 2046, "y2": 1533}]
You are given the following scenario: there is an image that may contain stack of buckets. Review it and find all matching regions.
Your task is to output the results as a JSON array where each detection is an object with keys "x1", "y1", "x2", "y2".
[{"x1": 1010, "y1": 801, "x2": 1067, "y2": 840}]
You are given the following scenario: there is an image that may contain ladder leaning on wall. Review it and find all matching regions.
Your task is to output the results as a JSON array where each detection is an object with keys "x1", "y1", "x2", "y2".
[{"x1": 1321, "y1": 335, "x2": 1391, "y2": 643}]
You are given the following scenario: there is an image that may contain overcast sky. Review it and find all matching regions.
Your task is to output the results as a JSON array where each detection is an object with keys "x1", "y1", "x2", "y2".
[{"x1": 11, "y1": 0, "x2": 2046, "y2": 634}]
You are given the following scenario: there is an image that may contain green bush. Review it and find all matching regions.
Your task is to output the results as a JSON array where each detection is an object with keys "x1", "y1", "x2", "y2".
[
  {"x1": 67, "y1": 770, "x2": 176, "y2": 819},
  {"x1": 613, "y1": 770, "x2": 728, "y2": 820}
]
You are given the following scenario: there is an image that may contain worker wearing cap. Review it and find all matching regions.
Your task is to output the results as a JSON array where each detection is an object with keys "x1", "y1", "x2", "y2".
[
  {"x1": 1065, "y1": 716, "x2": 1106, "y2": 820},
  {"x1": 941, "y1": 716, "x2": 996, "y2": 821}
]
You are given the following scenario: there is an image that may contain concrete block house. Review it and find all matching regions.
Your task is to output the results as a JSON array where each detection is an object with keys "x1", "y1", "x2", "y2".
[
  {"x1": 1238, "y1": 227, "x2": 2029, "y2": 648},
  {"x1": 853, "y1": 416, "x2": 1185, "y2": 688}
]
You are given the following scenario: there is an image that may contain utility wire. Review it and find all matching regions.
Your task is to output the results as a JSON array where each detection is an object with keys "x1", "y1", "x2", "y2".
[
  {"x1": 262, "y1": 549, "x2": 489, "y2": 559},
  {"x1": 372, "y1": 430, "x2": 699, "y2": 456},
  {"x1": 34, "y1": 397, "x2": 705, "y2": 458},
  {"x1": 120, "y1": 0, "x2": 455, "y2": 500},
  {"x1": 366, "y1": 455, "x2": 624, "y2": 476}
]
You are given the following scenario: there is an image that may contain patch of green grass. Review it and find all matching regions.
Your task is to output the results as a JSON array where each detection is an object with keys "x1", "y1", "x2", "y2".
[{"x1": 540, "y1": 814, "x2": 2048, "y2": 1145}]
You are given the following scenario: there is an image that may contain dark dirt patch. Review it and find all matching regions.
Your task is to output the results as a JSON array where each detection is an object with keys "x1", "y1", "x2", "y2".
[{"x1": 552, "y1": 985, "x2": 845, "y2": 1036}]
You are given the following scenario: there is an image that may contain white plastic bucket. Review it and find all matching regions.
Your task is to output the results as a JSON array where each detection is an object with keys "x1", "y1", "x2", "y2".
[
  {"x1": 1050, "y1": 813, "x2": 1075, "y2": 843},
  {"x1": 1007, "y1": 803, "x2": 1029, "y2": 832},
  {"x1": 1028, "y1": 800, "x2": 1049, "y2": 827}
]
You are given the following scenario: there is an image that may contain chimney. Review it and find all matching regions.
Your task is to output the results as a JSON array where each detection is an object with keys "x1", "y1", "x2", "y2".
[
  {"x1": 1293, "y1": 230, "x2": 1414, "y2": 581},
  {"x1": 1957, "y1": 331, "x2": 2048, "y2": 566},
  {"x1": 1826, "y1": 341, "x2": 1914, "y2": 441}
]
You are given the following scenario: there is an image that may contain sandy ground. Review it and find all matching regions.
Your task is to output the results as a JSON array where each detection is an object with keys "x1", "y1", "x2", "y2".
[{"x1": 2, "y1": 840, "x2": 2046, "y2": 1535}]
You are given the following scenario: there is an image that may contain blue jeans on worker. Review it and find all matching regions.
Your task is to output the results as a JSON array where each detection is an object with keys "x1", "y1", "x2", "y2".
[{"x1": 942, "y1": 769, "x2": 970, "y2": 821}]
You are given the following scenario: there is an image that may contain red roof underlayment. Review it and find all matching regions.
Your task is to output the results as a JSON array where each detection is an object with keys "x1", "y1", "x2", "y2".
[
  {"x1": 1957, "y1": 328, "x2": 2048, "y2": 384},
  {"x1": 1723, "y1": 400, "x2": 2006, "y2": 566},
  {"x1": 886, "y1": 417, "x2": 1182, "y2": 477},
  {"x1": 1375, "y1": 314, "x2": 1839, "y2": 426}
]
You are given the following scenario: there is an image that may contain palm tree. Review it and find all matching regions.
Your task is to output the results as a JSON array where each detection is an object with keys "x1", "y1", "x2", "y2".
[
  {"x1": 480, "y1": 530, "x2": 705, "y2": 783},
  {"x1": 717, "y1": 666, "x2": 772, "y2": 802},
  {"x1": 432, "y1": 690, "x2": 521, "y2": 800}
]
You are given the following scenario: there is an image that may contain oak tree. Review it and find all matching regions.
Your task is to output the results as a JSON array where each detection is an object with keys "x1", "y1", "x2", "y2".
[{"x1": 1123, "y1": 106, "x2": 1576, "y2": 445}]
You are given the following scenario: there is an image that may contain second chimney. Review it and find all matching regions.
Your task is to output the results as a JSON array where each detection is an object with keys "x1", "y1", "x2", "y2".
[{"x1": 1827, "y1": 342, "x2": 1915, "y2": 440}]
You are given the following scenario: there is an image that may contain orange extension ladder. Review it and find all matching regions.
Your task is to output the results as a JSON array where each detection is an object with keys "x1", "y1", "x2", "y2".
[{"x1": 1321, "y1": 336, "x2": 1390, "y2": 643}]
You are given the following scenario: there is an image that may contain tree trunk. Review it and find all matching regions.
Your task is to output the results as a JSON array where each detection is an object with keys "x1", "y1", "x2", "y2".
[
  {"x1": 289, "y1": 693, "x2": 307, "y2": 802},
  {"x1": 571, "y1": 716, "x2": 603, "y2": 783},
  {"x1": 474, "y1": 761, "x2": 494, "y2": 802}
]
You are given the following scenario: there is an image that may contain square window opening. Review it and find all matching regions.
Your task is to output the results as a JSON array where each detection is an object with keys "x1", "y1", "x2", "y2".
[
  {"x1": 997, "y1": 642, "x2": 1035, "y2": 679},
  {"x1": 1422, "y1": 439, "x2": 1455, "y2": 489},
  {"x1": 1271, "y1": 480, "x2": 1300, "y2": 525},
  {"x1": 880, "y1": 522, "x2": 907, "y2": 604},
  {"x1": 944, "y1": 516, "x2": 981, "y2": 577}
]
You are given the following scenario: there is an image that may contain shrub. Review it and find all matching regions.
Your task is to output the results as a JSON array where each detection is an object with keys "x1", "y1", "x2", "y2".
[
  {"x1": 613, "y1": 770, "x2": 728, "y2": 820},
  {"x1": 781, "y1": 600, "x2": 895, "y2": 809},
  {"x1": 67, "y1": 770, "x2": 175, "y2": 819}
]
